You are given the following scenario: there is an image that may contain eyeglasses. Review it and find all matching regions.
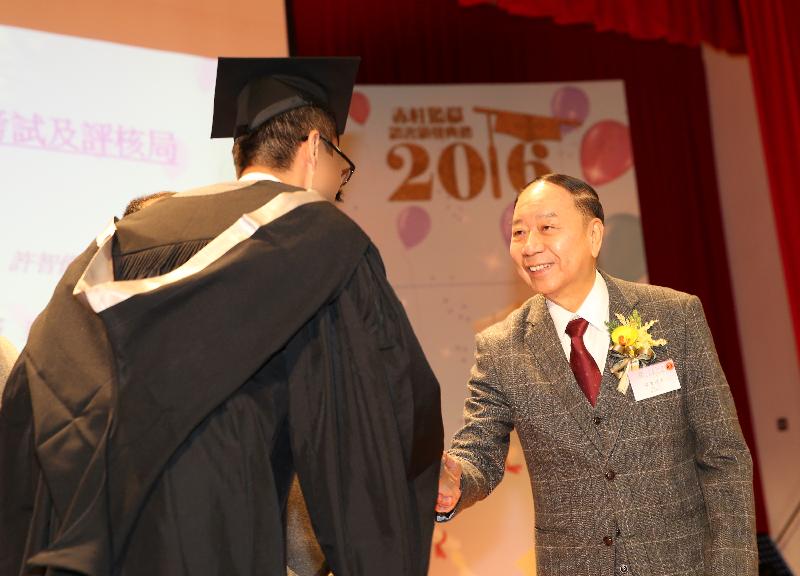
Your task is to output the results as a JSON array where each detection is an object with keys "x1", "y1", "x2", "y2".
[
  {"x1": 301, "y1": 134, "x2": 356, "y2": 189},
  {"x1": 320, "y1": 135, "x2": 356, "y2": 188}
]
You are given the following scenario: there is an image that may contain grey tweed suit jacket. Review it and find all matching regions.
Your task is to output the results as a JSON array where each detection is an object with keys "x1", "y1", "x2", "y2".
[{"x1": 446, "y1": 272, "x2": 757, "y2": 576}]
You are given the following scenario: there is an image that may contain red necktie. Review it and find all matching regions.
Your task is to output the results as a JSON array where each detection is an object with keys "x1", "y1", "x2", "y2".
[{"x1": 566, "y1": 317, "x2": 601, "y2": 407}]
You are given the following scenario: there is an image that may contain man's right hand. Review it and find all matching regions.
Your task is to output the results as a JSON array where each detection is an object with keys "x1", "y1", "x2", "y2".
[{"x1": 436, "y1": 452, "x2": 462, "y2": 514}]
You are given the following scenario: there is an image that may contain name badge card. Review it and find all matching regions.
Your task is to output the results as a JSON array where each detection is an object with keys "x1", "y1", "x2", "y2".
[{"x1": 628, "y1": 359, "x2": 681, "y2": 401}]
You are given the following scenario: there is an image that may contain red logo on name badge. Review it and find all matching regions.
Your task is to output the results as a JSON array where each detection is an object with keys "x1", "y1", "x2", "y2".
[{"x1": 666, "y1": 361, "x2": 674, "y2": 370}]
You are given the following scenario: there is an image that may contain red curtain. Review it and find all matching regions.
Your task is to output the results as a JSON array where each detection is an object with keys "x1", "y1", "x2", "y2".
[
  {"x1": 290, "y1": 0, "x2": 768, "y2": 531},
  {"x1": 459, "y1": 0, "x2": 746, "y2": 53},
  {"x1": 739, "y1": 0, "x2": 800, "y2": 379}
]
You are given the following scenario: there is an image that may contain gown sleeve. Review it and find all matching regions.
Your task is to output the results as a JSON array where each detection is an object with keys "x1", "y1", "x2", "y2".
[
  {"x1": 0, "y1": 356, "x2": 37, "y2": 576},
  {"x1": 285, "y1": 244, "x2": 443, "y2": 576}
]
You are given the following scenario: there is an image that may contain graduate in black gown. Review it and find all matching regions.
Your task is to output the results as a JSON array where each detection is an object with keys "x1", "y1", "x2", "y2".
[{"x1": 0, "y1": 57, "x2": 443, "y2": 576}]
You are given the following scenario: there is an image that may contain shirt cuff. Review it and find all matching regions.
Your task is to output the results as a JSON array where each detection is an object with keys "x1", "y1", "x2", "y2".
[{"x1": 435, "y1": 499, "x2": 460, "y2": 523}]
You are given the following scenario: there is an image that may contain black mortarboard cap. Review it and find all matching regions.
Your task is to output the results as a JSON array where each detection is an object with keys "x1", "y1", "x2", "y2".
[{"x1": 211, "y1": 57, "x2": 360, "y2": 139}]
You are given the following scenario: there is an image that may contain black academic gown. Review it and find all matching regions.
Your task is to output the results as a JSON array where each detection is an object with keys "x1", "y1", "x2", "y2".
[{"x1": 0, "y1": 180, "x2": 443, "y2": 576}]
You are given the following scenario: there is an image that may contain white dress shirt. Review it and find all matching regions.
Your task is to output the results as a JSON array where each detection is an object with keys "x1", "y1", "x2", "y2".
[
  {"x1": 239, "y1": 171, "x2": 282, "y2": 183},
  {"x1": 546, "y1": 270, "x2": 610, "y2": 373}
]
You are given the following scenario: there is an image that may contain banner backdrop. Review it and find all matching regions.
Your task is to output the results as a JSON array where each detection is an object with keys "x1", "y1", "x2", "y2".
[{"x1": 337, "y1": 81, "x2": 644, "y2": 575}]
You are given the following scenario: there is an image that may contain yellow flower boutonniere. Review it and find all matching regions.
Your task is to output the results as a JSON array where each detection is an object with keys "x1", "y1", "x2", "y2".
[{"x1": 606, "y1": 310, "x2": 668, "y2": 394}]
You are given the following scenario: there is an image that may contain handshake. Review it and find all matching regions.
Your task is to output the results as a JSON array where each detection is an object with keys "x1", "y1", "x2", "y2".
[{"x1": 436, "y1": 452, "x2": 463, "y2": 514}]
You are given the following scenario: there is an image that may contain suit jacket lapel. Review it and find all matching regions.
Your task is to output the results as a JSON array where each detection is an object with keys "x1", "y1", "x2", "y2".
[
  {"x1": 595, "y1": 272, "x2": 639, "y2": 454},
  {"x1": 523, "y1": 295, "x2": 604, "y2": 455}
]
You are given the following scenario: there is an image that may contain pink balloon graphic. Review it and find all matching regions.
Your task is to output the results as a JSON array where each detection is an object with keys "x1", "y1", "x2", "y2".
[
  {"x1": 551, "y1": 86, "x2": 590, "y2": 134},
  {"x1": 397, "y1": 206, "x2": 431, "y2": 249},
  {"x1": 500, "y1": 200, "x2": 515, "y2": 245},
  {"x1": 349, "y1": 91, "x2": 370, "y2": 125},
  {"x1": 580, "y1": 120, "x2": 633, "y2": 186}
]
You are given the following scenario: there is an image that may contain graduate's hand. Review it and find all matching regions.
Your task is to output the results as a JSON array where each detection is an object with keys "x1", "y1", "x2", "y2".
[{"x1": 436, "y1": 452, "x2": 462, "y2": 514}]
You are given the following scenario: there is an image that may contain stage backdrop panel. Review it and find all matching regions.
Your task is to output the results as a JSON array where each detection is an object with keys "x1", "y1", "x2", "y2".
[{"x1": 338, "y1": 81, "x2": 644, "y2": 575}]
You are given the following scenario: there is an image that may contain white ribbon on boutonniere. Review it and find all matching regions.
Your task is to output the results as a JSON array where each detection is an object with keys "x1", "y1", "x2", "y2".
[{"x1": 605, "y1": 310, "x2": 668, "y2": 394}]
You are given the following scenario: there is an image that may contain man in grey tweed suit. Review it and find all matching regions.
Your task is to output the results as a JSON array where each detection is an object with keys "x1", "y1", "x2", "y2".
[{"x1": 436, "y1": 174, "x2": 757, "y2": 575}]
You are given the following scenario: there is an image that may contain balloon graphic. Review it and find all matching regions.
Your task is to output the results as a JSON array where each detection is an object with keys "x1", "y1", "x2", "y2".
[
  {"x1": 348, "y1": 91, "x2": 370, "y2": 125},
  {"x1": 580, "y1": 120, "x2": 633, "y2": 186},
  {"x1": 500, "y1": 200, "x2": 515, "y2": 245},
  {"x1": 551, "y1": 86, "x2": 590, "y2": 135},
  {"x1": 397, "y1": 206, "x2": 431, "y2": 249}
]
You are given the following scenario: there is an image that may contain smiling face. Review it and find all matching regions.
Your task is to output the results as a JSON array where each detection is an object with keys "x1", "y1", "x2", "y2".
[{"x1": 509, "y1": 180, "x2": 604, "y2": 312}]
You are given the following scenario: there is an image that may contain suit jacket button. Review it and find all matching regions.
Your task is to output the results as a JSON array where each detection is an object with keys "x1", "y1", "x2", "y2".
[
  {"x1": 603, "y1": 536, "x2": 614, "y2": 546},
  {"x1": 594, "y1": 416, "x2": 602, "y2": 425},
  {"x1": 605, "y1": 469, "x2": 616, "y2": 481}
]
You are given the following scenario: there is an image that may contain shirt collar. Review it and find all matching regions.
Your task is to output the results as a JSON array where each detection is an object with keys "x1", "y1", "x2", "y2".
[
  {"x1": 238, "y1": 171, "x2": 282, "y2": 183},
  {"x1": 546, "y1": 270, "x2": 609, "y2": 333}
]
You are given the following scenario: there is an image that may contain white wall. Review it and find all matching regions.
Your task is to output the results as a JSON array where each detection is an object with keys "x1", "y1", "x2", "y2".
[{"x1": 703, "y1": 45, "x2": 800, "y2": 570}]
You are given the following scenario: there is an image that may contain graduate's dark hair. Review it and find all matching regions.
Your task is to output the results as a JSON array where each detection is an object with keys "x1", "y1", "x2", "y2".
[
  {"x1": 232, "y1": 105, "x2": 338, "y2": 178},
  {"x1": 521, "y1": 173, "x2": 604, "y2": 223},
  {"x1": 123, "y1": 191, "x2": 175, "y2": 217}
]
